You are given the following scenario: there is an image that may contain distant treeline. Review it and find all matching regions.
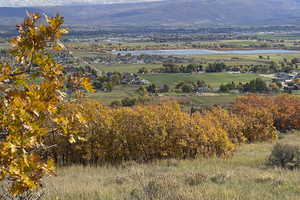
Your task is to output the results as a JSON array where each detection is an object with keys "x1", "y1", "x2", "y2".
[{"x1": 140, "y1": 60, "x2": 299, "y2": 74}]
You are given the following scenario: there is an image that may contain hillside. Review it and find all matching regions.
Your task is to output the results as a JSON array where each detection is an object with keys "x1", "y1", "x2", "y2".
[
  {"x1": 1, "y1": 0, "x2": 300, "y2": 27},
  {"x1": 40, "y1": 133, "x2": 300, "y2": 200}
]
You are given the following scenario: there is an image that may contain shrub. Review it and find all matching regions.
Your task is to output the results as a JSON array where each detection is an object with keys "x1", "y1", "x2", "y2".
[
  {"x1": 121, "y1": 97, "x2": 137, "y2": 107},
  {"x1": 267, "y1": 143, "x2": 300, "y2": 170},
  {"x1": 181, "y1": 84, "x2": 194, "y2": 93},
  {"x1": 45, "y1": 99, "x2": 114, "y2": 165},
  {"x1": 238, "y1": 106, "x2": 277, "y2": 142},
  {"x1": 234, "y1": 94, "x2": 300, "y2": 132},
  {"x1": 273, "y1": 94, "x2": 300, "y2": 131},
  {"x1": 211, "y1": 173, "x2": 231, "y2": 184},
  {"x1": 128, "y1": 177, "x2": 180, "y2": 200},
  {"x1": 202, "y1": 107, "x2": 246, "y2": 144},
  {"x1": 49, "y1": 100, "x2": 235, "y2": 164},
  {"x1": 185, "y1": 173, "x2": 208, "y2": 186},
  {"x1": 191, "y1": 113, "x2": 235, "y2": 157},
  {"x1": 233, "y1": 95, "x2": 278, "y2": 142},
  {"x1": 47, "y1": 94, "x2": 300, "y2": 165}
]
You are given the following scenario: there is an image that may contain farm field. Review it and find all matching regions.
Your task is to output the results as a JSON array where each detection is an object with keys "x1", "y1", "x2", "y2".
[
  {"x1": 190, "y1": 53, "x2": 300, "y2": 63},
  {"x1": 44, "y1": 132, "x2": 300, "y2": 200},
  {"x1": 88, "y1": 85, "x2": 139, "y2": 104},
  {"x1": 140, "y1": 72, "x2": 269, "y2": 87},
  {"x1": 93, "y1": 63, "x2": 161, "y2": 73},
  {"x1": 89, "y1": 87, "x2": 238, "y2": 107}
]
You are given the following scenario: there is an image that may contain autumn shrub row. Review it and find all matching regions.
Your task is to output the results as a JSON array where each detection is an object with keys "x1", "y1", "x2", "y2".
[
  {"x1": 46, "y1": 100, "x2": 236, "y2": 164},
  {"x1": 233, "y1": 94, "x2": 300, "y2": 132},
  {"x1": 44, "y1": 94, "x2": 300, "y2": 164}
]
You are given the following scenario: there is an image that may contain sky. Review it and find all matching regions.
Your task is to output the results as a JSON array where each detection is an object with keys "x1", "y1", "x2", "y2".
[{"x1": 0, "y1": 0, "x2": 164, "y2": 7}]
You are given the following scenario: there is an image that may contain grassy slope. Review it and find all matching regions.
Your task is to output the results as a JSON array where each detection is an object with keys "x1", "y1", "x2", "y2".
[{"x1": 45, "y1": 132, "x2": 300, "y2": 200}]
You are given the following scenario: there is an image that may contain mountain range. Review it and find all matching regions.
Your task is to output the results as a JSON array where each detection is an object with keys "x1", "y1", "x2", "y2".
[
  {"x1": 1, "y1": 0, "x2": 300, "y2": 27},
  {"x1": 0, "y1": 0, "x2": 162, "y2": 7}
]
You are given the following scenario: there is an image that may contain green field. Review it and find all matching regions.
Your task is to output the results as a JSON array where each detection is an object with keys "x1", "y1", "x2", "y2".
[
  {"x1": 88, "y1": 85, "x2": 139, "y2": 104},
  {"x1": 190, "y1": 94, "x2": 238, "y2": 107},
  {"x1": 43, "y1": 132, "x2": 300, "y2": 200},
  {"x1": 190, "y1": 53, "x2": 300, "y2": 63},
  {"x1": 93, "y1": 63, "x2": 161, "y2": 73},
  {"x1": 256, "y1": 34, "x2": 300, "y2": 40},
  {"x1": 89, "y1": 86, "x2": 238, "y2": 107},
  {"x1": 141, "y1": 72, "x2": 269, "y2": 87},
  {"x1": 0, "y1": 42, "x2": 9, "y2": 49}
]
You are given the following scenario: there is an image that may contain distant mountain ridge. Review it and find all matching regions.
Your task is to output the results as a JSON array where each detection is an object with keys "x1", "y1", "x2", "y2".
[
  {"x1": 0, "y1": 0, "x2": 163, "y2": 7},
  {"x1": 1, "y1": 0, "x2": 300, "y2": 27}
]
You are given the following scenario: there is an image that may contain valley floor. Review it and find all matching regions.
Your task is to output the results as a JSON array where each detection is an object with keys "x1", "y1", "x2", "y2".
[{"x1": 44, "y1": 132, "x2": 300, "y2": 200}]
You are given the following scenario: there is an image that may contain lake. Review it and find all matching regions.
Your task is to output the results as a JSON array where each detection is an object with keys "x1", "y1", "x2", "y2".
[{"x1": 113, "y1": 49, "x2": 299, "y2": 56}]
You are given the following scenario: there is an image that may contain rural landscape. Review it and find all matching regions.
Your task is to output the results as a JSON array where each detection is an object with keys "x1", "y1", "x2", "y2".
[{"x1": 1, "y1": 0, "x2": 300, "y2": 200}]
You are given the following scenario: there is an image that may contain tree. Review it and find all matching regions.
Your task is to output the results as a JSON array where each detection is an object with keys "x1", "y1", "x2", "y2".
[
  {"x1": 160, "y1": 84, "x2": 170, "y2": 93},
  {"x1": 205, "y1": 63, "x2": 226, "y2": 73},
  {"x1": 291, "y1": 58, "x2": 300, "y2": 65},
  {"x1": 146, "y1": 84, "x2": 158, "y2": 94},
  {"x1": 0, "y1": 13, "x2": 94, "y2": 194},
  {"x1": 181, "y1": 84, "x2": 194, "y2": 93},
  {"x1": 241, "y1": 78, "x2": 268, "y2": 93},
  {"x1": 136, "y1": 86, "x2": 148, "y2": 96},
  {"x1": 138, "y1": 67, "x2": 149, "y2": 74},
  {"x1": 219, "y1": 84, "x2": 230, "y2": 93}
]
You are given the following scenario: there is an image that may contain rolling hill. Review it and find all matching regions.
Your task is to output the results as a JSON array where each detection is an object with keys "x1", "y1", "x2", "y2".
[{"x1": 1, "y1": 0, "x2": 300, "y2": 27}]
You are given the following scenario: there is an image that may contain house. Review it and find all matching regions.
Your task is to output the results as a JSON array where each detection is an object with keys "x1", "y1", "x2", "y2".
[
  {"x1": 276, "y1": 72, "x2": 294, "y2": 80},
  {"x1": 195, "y1": 87, "x2": 210, "y2": 94}
]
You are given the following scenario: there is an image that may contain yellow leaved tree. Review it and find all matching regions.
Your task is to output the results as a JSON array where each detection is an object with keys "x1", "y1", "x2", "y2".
[{"x1": 0, "y1": 13, "x2": 94, "y2": 194}]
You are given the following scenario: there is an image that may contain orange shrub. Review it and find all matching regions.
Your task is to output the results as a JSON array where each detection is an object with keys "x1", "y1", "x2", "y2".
[
  {"x1": 234, "y1": 94, "x2": 300, "y2": 132},
  {"x1": 233, "y1": 95, "x2": 277, "y2": 142},
  {"x1": 272, "y1": 94, "x2": 300, "y2": 131}
]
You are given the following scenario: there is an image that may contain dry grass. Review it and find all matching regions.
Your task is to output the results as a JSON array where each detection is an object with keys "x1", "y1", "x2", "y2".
[{"x1": 39, "y1": 133, "x2": 300, "y2": 200}]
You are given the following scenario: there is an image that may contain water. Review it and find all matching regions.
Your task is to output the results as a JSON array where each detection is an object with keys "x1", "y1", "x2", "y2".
[{"x1": 113, "y1": 49, "x2": 299, "y2": 56}]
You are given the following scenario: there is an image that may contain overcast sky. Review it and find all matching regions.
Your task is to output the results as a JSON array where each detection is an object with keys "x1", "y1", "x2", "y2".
[{"x1": 0, "y1": 0, "x2": 164, "y2": 7}]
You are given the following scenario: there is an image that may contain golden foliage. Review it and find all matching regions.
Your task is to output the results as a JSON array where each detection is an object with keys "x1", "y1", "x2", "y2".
[
  {"x1": 48, "y1": 101, "x2": 236, "y2": 164},
  {"x1": 0, "y1": 13, "x2": 93, "y2": 194},
  {"x1": 45, "y1": 94, "x2": 300, "y2": 166},
  {"x1": 201, "y1": 107, "x2": 246, "y2": 144}
]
